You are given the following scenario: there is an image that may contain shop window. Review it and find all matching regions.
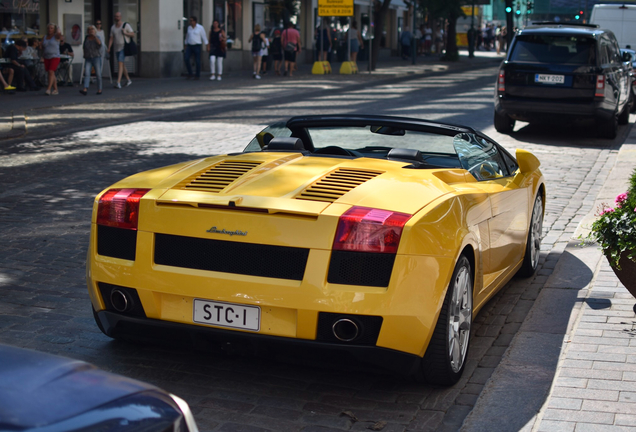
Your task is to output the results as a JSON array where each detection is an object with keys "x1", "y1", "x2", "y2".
[{"x1": 0, "y1": 0, "x2": 40, "y2": 40}]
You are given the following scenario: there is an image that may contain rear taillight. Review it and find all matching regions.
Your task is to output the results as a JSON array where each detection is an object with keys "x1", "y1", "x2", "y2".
[
  {"x1": 595, "y1": 75, "x2": 605, "y2": 97},
  {"x1": 96, "y1": 188, "x2": 150, "y2": 230},
  {"x1": 333, "y1": 207, "x2": 411, "y2": 254},
  {"x1": 497, "y1": 70, "x2": 505, "y2": 92}
]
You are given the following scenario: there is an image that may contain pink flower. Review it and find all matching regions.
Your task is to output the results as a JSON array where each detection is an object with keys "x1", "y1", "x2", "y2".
[
  {"x1": 601, "y1": 208, "x2": 615, "y2": 215},
  {"x1": 616, "y1": 193, "x2": 628, "y2": 206}
]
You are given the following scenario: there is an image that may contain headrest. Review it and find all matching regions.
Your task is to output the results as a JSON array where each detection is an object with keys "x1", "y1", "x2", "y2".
[
  {"x1": 264, "y1": 137, "x2": 305, "y2": 151},
  {"x1": 387, "y1": 148, "x2": 425, "y2": 162}
]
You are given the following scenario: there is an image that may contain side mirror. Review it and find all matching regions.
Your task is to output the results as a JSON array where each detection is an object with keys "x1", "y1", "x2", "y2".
[
  {"x1": 623, "y1": 51, "x2": 633, "y2": 63},
  {"x1": 516, "y1": 149, "x2": 541, "y2": 173}
]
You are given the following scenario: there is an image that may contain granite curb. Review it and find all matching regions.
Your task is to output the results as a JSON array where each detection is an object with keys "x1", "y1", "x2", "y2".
[{"x1": 461, "y1": 126, "x2": 636, "y2": 431}]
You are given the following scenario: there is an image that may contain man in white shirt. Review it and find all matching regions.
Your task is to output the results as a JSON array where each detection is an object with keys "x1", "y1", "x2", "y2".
[
  {"x1": 107, "y1": 11, "x2": 134, "y2": 88},
  {"x1": 184, "y1": 16, "x2": 208, "y2": 80}
]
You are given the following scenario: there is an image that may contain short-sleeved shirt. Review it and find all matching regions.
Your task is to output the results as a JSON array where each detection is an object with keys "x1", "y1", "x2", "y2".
[
  {"x1": 282, "y1": 28, "x2": 300, "y2": 49},
  {"x1": 60, "y1": 43, "x2": 73, "y2": 56},
  {"x1": 3, "y1": 45, "x2": 20, "y2": 62},
  {"x1": 111, "y1": 22, "x2": 133, "y2": 52}
]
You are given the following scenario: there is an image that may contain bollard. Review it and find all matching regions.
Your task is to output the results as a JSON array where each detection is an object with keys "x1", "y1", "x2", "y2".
[
  {"x1": 339, "y1": 61, "x2": 358, "y2": 74},
  {"x1": 312, "y1": 61, "x2": 332, "y2": 74}
]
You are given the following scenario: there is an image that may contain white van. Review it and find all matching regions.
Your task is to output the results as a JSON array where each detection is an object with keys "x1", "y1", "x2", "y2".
[{"x1": 590, "y1": 4, "x2": 636, "y2": 49}]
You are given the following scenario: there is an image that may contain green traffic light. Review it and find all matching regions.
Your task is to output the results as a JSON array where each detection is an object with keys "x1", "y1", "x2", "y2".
[
  {"x1": 575, "y1": 14, "x2": 580, "y2": 19},
  {"x1": 506, "y1": 6, "x2": 512, "y2": 12},
  {"x1": 516, "y1": 9, "x2": 521, "y2": 14}
]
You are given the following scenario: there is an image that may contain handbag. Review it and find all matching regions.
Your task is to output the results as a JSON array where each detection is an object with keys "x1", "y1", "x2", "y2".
[{"x1": 123, "y1": 22, "x2": 138, "y2": 56}]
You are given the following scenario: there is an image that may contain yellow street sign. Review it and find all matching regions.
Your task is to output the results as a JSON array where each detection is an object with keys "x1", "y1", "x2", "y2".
[{"x1": 318, "y1": 0, "x2": 353, "y2": 16}]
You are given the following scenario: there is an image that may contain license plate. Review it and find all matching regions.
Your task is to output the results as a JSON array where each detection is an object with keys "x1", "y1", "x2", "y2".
[
  {"x1": 535, "y1": 74, "x2": 565, "y2": 84},
  {"x1": 193, "y1": 299, "x2": 260, "y2": 331}
]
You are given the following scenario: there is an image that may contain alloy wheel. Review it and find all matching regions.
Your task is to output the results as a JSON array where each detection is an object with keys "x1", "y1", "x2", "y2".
[{"x1": 448, "y1": 264, "x2": 472, "y2": 373}]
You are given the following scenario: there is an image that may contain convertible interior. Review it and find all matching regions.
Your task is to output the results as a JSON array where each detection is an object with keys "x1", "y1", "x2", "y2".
[{"x1": 243, "y1": 116, "x2": 516, "y2": 180}]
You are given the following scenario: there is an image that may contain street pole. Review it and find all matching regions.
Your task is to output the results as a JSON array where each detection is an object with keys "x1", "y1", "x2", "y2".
[
  {"x1": 348, "y1": 17, "x2": 351, "y2": 61},
  {"x1": 368, "y1": 0, "x2": 373, "y2": 73},
  {"x1": 412, "y1": 3, "x2": 416, "y2": 65}
]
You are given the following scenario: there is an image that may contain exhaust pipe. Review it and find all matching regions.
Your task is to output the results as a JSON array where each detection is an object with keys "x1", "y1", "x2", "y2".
[
  {"x1": 110, "y1": 289, "x2": 130, "y2": 312},
  {"x1": 332, "y1": 318, "x2": 359, "y2": 342}
]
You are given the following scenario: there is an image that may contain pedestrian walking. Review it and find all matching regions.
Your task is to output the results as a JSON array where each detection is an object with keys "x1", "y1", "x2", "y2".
[
  {"x1": 80, "y1": 25, "x2": 103, "y2": 95},
  {"x1": 248, "y1": 24, "x2": 266, "y2": 79},
  {"x1": 184, "y1": 16, "x2": 208, "y2": 80},
  {"x1": 94, "y1": 20, "x2": 107, "y2": 78},
  {"x1": 315, "y1": 19, "x2": 332, "y2": 62},
  {"x1": 107, "y1": 12, "x2": 134, "y2": 89},
  {"x1": 270, "y1": 29, "x2": 283, "y2": 75},
  {"x1": 207, "y1": 20, "x2": 226, "y2": 81},
  {"x1": 348, "y1": 20, "x2": 363, "y2": 63},
  {"x1": 260, "y1": 30, "x2": 270, "y2": 75},
  {"x1": 400, "y1": 27, "x2": 412, "y2": 59},
  {"x1": 42, "y1": 23, "x2": 62, "y2": 95},
  {"x1": 281, "y1": 22, "x2": 301, "y2": 77}
]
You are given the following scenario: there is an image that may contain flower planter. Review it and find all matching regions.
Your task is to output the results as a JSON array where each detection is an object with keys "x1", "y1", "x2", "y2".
[{"x1": 608, "y1": 252, "x2": 636, "y2": 300}]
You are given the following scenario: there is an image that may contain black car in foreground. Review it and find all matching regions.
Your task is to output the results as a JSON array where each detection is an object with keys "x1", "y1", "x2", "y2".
[
  {"x1": 0, "y1": 344, "x2": 199, "y2": 432},
  {"x1": 494, "y1": 23, "x2": 632, "y2": 138}
]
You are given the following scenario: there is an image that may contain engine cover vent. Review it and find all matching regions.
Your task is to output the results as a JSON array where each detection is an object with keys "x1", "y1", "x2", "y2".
[
  {"x1": 183, "y1": 161, "x2": 262, "y2": 193},
  {"x1": 296, "y1": 169, "x2": 383, "y2": 203}
]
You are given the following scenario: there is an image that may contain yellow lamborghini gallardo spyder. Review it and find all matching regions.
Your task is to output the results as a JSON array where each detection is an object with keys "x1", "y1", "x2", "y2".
[{"x1": 87, "y1": 115, "x2": 545, "y2": 385}]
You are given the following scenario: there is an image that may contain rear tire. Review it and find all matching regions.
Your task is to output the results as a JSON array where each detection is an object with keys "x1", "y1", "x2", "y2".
[
  {"x1": 420, "y1": 255, "x2": 473, "y2": 386},
  {"x1": 494, "y1": 111, "x2": 515, "y2": 133},
  {"x1": 517, "y1": 194, "x2": 543, "y2": 278},
  {"x1": 598, "y1": 114, "x2": 618, "y2": 139}
]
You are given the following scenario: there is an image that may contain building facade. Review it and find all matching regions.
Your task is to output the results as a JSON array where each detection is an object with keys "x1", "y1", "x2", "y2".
[{"x1": 1, "y1": 0, "x2": 409, "y2": 79}]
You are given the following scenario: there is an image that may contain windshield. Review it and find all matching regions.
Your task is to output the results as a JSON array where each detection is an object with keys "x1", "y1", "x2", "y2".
[
  {"x1": 242, "y1": 122, "x2": 518, "y2": 176},
  {"x1": 510, "y1": 34, "x2": 596, "y2": 65}
]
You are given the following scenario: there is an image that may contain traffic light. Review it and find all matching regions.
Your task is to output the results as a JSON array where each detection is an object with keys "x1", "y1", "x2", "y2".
[
  {"x1": 575, "y1": 14, "x2": 580, "y2": 19},
  {"x1": 506, "y1": 6, "x2": 512, "y2": 13},
  {"x1": 527, "y1": 1, "x2": 534, "y2": 13},
  {"x1": 516, "y1": 9, "x2": 521, "y2": 15}
]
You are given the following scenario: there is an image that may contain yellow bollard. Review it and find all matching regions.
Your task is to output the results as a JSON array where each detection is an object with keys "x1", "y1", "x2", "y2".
[
  {"x1": 312, "y1": 61, "x2": 332, "y2": 74},
  {"x1": 339, "y1": 61, "x2": 358, "y2": 74}
]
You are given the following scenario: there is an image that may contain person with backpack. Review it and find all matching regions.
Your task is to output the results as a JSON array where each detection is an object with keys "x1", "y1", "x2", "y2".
[{"x1": 248, "y1": 24, "x2": 267, "y2": 79}]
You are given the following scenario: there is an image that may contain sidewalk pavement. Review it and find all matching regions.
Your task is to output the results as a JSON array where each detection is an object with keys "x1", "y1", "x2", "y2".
[
  {"x1": 462, "y1": 128, "x2": 636, "y2": 430},
  {"x1": 0, "y1": 50, "x2": 503, "y2": 143}
]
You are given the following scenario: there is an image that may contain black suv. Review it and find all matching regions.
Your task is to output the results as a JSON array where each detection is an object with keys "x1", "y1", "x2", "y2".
[{"x1": 494, "y1": 23, "x2": 632, "y2": 138}]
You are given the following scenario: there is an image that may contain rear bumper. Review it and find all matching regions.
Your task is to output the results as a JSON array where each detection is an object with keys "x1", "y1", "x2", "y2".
[
  {"x1": 495, "y1": 94, "x2": 615, "y2": 122},
  {"x1": 95, "y1": 310, "x2": 422, "y2": 376}
]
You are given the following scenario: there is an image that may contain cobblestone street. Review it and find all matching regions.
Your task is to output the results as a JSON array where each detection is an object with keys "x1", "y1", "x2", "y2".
[{"x1": 0, "y1": 62, "x2": 632, "y2": 431}]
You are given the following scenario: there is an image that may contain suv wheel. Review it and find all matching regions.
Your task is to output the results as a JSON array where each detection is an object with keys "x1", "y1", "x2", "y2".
[
  {"x1": 494, "y1": 111, "x2": 515, "y2": 133},
  {"x1": 598, "y1": 114, "x2": 618, "y2": 139},
  {"x1": 619, "y1": 103, "x2": 630, "y2": 125}
]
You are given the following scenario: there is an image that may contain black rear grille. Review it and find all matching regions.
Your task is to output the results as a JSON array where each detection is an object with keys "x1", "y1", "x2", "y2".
[
  {"x1": 316, "y1": 312, "x2": 383, "y2": 346},
  {"x1": 154, "y1": 234, "x2": 309, "y2": 280},
  {"x1": 328, "y1": 251, "x2": 395, "y2": 287},
  {"x1": 97, "y1": 225, "x2": 137, "y2": 260}
]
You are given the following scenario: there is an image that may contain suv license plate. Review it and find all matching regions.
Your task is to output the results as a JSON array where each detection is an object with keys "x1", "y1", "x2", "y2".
[
  {"x1": 535, "y1": 74, "x2": 564, "y2": 84},
  {"x1": 193, "y1": 299, "x2": 260, "y2": 331}
]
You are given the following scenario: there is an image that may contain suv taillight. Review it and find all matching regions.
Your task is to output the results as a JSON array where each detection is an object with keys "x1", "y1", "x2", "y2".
[
  {"x1": 498, "y1": 70, "x2": 505, "y2": 92},
  {"x1": 96, "y1": 189, "x2": 150, "y2": 230},
  {"x1": 595, "y1": 75, "x2": 605, "y2": 97},
  {"x1": 333, "y1": 207, "x2": 411, "y2": 254}
]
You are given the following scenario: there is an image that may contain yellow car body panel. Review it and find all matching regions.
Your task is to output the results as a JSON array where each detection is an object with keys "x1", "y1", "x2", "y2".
[{"x1": 87, "y1": 119, "x2": 545, "y2": 373}]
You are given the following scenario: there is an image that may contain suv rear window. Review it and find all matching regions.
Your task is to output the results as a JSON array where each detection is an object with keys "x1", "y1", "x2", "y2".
[{"x1": 510, "y1": 35, "x2": 596, "y2": 65}]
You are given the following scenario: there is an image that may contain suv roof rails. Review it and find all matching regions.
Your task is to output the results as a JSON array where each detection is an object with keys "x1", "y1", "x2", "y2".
[{"x1": 530, "y1": 21, "x2": 600, "y2": 28}]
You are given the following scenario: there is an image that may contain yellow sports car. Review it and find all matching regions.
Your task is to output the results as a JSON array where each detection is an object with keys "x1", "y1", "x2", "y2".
[{"x1": 87, "y1": 115, "x2": 544, "y2": 385}]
